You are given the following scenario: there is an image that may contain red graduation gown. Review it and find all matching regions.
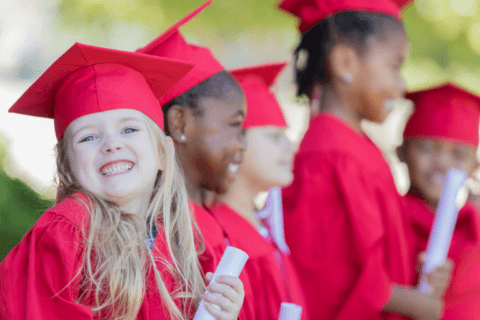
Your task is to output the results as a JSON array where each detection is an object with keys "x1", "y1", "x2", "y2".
[
  {"x1": 283, "y1": 114, "x2": 413, "y2": 320},
  {"x1": 190, "y1": 201, "x2": 226, "y2": 274},
  {"x1": 404, "y1": 192, "x2": 480, "y2": 319},
  {"x1": 0, "y1": 193, "x2": 189, "y2": 320},
  {"x1": 190, "y1": 201, "x2": 252, "y2": 320},
  {"x1": 211, "y1": 202, "x2": 309, "y2": 320}
]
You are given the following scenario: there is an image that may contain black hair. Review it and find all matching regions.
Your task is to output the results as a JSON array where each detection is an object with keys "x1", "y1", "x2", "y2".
[
  {"x1": 162, "y1": 70, "x2": 243, "y2": 132},
  {"x1": 294, "y1": 11, "x2": 403, "y2": 97}
]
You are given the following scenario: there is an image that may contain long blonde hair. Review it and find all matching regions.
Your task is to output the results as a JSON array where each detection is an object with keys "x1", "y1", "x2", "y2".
[{"x1": 55, "y1": 114, "x2": 205, "y2": 320}]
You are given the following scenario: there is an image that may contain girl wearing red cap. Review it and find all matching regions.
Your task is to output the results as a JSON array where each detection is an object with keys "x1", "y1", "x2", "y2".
[
  {"x1": 0, "y1": 43, "x2": 244, "y2": 320},
  {"x1": 278, "y1": 0, "x2": 452, "y2": 319},
  {"x1": 207, "y1": 63, "x2": 308, "y2": 320},
  {"x1": 398, "y1": 83, "x2": 480, "y2": 319},
  {"x1": 137, "y1": 3, "x2": 251, "y2": 319}
]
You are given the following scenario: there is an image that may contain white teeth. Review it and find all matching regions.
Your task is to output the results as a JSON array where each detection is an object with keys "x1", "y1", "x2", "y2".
[
  {"x1": 101, "y1": 162, "x2": 133, "y2": 176},
  {"x1": 228, "y1": 163, "x2": 239, "y2": 173}
]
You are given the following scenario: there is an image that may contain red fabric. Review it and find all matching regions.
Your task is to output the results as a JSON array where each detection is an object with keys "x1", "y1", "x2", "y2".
[
  {"x1": 403, "y1": 192, "x2": 480, "y2": 319},
  {"x1": 230, "y1": 63, "x2": 288, "y2": 129},
  {"x1": 137, "y1": 1, "x2": 225, "y2": 106},
  {"x1": 0, "y1": 193, "x2": 188, "y2": 319},
  {"x1": 190, "y1": 201, "x2": 252, "y2": 320},
  {"x1": 404, "y1": 83, "x2": 480, "y2": 148},
  {"x1": 8, "y1": 43, "x2": 195, "y2": 139},
  {"x1": 211, "y1": 203, "x2": 309, "y2": 320},
  {"x1": 278, "y1": 0, "x2": 411, "y2": 33},
  {"x1": 282, "y1": 113, "x2": 413, "y2": 320},
  {"x1": 190, "y1": 201, "x2": 226, "y2": 275}
]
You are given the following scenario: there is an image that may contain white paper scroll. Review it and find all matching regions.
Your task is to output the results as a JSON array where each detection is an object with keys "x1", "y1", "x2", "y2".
[
  {"x1": 278, "y1": 302, "x2": 303, "y2": 320},
  {"x1": 256, "y1": 186, "x2": 290, "y2": 253},
  {"x1": 418, "y1": 168, "x2": 467, "y2": 293},
  {"x1": 194, "y1": 246, "x2": 249, "y2": 320}
]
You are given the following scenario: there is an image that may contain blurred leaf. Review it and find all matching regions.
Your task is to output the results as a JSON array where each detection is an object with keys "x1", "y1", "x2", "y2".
[{"x1": 0, "y1": 139, "x2": 51, "y2": 262}]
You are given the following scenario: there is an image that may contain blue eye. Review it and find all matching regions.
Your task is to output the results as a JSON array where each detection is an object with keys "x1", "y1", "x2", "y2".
[
  {"x1": 80, "y1": 135, "x2": 97, "y2": 143},
  {"x1": 122, "y1": 128, "x2": 138, "y2": 134}
]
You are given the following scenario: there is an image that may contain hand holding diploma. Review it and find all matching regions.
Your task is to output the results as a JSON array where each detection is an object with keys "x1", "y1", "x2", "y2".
[
  {"x1": 417, "y1": 252, "x2": 454, "y2": 299},
  {"x1": 194, "y1": 246, "x2": 249, "y2": 320},
  {"x1": 418, "y1": 168, "x2": 467, "y2": 295}
]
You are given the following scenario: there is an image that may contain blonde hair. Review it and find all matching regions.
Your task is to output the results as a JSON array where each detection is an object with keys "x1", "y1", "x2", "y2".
[{"x1": 55, "y1": 114, "x2": 205, "y2": 320}]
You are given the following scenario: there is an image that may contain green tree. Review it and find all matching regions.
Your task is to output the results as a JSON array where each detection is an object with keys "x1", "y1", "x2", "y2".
[{"x1": 0, "y1": 138, "x2": 51, "y2": 262}]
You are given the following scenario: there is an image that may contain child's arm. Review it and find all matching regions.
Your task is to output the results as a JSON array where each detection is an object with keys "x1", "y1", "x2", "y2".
[
  {"x1": 0, "y1": 210, "x2": 94, "y2": 319},
  {"x1": 383, "y1": 258, "x2": 453, "y2": 320},
  {"x1": 202, "y1": 272, "x2": 245, "y2": 320},
  {"x1": 384, "y1": 285, "x2": 443, "y2": 320}
]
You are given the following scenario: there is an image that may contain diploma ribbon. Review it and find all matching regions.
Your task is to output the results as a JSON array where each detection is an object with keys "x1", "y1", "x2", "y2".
[{"x1": 256, "y1": 186, "x2": 291, "y2": 254}]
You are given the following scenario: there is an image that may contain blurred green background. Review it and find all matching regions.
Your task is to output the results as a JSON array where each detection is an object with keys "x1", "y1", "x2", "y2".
[{"x1": 2, "y1": 0, "x2": 480, "y2": 261}]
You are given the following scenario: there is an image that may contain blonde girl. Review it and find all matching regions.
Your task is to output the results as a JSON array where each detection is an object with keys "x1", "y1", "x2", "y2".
[{"x1": 0, "y1": 43, "x2": 243, "y2": 320}]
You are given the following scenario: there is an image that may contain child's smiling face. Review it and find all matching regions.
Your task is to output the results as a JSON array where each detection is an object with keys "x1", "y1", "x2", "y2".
[
  {"x1": 402, "y1": 138, "x2": 479, "y2": 208},
  {"x1": 241, "y1": 126, "x2": 297, "y2": 190},
  {"x1": 65, "y1": 109, "x2": 163, "y2": 214}
]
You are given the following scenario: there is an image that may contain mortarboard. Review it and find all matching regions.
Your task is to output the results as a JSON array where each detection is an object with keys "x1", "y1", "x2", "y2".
[
  {"x1": 137, "y1": 0, "x2": 225, "y2": 106},
  {"x1": 278, "y1": 0, "x2": 413, "y2": 33},
  {"x1": 9, "y1": 42, "x2": 195, "y2": 139},
  {"x1": 230, "y1": 63, "x2": 288, "y2": 129},
  {"x1": 404, "y1": 82, "x2": 480, "y2": 148}
]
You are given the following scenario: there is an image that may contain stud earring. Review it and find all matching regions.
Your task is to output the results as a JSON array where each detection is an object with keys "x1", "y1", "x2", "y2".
[
  {"x1": 342, "y1": 73, "x2": 353, "y2": 83},
  {"x1": 180, "y1": 135, "x2": 186, "y2": 142}
]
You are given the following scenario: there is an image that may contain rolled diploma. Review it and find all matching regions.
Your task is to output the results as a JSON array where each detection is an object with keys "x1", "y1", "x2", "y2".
[
  {"x1": 194, "y1": 246, "x2": 249, "y2": 320},
  {"x1": 418, "y1": 168, "x2": 467, "y2": 293},
  {"x1": 278, "y1": 302, "x2": 302, "y2": 320}
]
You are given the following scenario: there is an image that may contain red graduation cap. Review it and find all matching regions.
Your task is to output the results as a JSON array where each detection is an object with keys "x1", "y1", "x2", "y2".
[
  {"x1": 404, "y1": 82, "x2": 480, "y2": 148},
  {"x1": 230, "y1": 63, "x2": 288, "y2": 129},
  {"x1": 9, "y1": 43, "x2": 194, "y2": 140},
  {"x1": 278, "y1": 0, "x2": 413, "y2": 33},
  {"x1": 137, "y1": 0, "x2": 224, "y2": 106}
]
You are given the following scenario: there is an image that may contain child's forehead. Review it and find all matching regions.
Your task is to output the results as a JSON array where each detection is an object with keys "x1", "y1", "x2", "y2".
[
  {"x1": 408, "y1": 137, "x2": 477, "y2": 153},
  {"x1": 198, "y1": 89, "x2": 246, "y2": 112},
  {"x1": 67, "y1": 109, "x2": 147, "y2": 132}
]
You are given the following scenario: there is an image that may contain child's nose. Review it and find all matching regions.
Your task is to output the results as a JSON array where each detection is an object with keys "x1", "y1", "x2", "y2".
[
  {"x1": 436, "y1": 151, "x2": 453, "y2": 171},
  {"x1": 237, "y1": 132, "x2": 248, "y2": 152},
  {"x1": 101, "y1": 136, "x2": 123, "y2": 154}
]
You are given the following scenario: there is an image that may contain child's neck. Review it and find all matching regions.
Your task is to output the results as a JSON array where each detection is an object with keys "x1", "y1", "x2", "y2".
[
  {"x1": 318, "y1": 86, "x2": 363, "y2": 132},
  {"x1": 117, "y1": 196, "x2": 150, "y2": 219},
  {"x1": 409, "y1": 186, "x2": 439, "y2": 211},
  {"x1": 218, "y1": 175, "x2": 262, "y2": 228},
  {"x1": 177, "y1": 146, "x2": 204, "y2": 206},
  {"x1": 184, "y1": 178, "x2": 203, "y2": 207}
]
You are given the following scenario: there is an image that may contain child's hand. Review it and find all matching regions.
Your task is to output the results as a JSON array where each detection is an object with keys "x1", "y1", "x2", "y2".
[
  {"x1": 417, "y1": 252, "x2": 454, "y2": 299},
  {"x1": 413, "y1": 294, "x2": 444, "y2": 320},
  {"x1": 202, "y1": 272, "x2": 244, "y2": 320}
]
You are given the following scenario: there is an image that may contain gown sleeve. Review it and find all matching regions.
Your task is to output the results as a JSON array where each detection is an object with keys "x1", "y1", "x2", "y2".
[
  {"x1": 283, "y1": 153, "x2": 392, "y2": 320},
  {"x1": 0, "y1": 211, "x2": 93, "y2": 320}
]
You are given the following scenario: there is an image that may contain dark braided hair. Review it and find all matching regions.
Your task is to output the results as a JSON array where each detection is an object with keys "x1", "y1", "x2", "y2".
[
  {"x1": 162, "y1": 70, "x2": 243, "y2": 133},
  {"x1": 294, "y1": 11, "x2": 403, "y2": 97}
]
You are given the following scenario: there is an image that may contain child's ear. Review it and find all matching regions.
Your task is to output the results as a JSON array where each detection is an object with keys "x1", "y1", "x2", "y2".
[
  {"x1": 329, "y1": 43, "x2": 360, "y2": 84},
  {"x1": 166, "y1": 105, "x2": 189, "y2": 144}
]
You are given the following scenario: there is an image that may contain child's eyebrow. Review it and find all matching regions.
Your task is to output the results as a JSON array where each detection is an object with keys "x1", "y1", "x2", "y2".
[
  {"x1": 118, "y1": 117, "x2": 144, "y2": 124},
  {"x1": 72, "y1": 124, "x2": 96, "y2": 137},
  {"x1": 231, "y1": 110, "x2": 245, "y2": 118}
]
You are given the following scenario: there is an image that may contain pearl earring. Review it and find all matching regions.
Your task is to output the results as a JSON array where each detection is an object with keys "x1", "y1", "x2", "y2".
[
  {"x1": 342, "y1": 73, "x2": 353, "y2": 83},
  {"x1": 180, "y1": 135, "x2": 186, "y2": 142}
]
